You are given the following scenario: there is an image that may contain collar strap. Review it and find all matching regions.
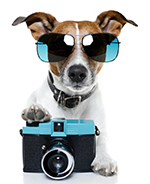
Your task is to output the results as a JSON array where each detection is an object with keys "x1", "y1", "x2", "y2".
[{"x1": 47, "y1": 72, "x2": 97, "y2": 108}]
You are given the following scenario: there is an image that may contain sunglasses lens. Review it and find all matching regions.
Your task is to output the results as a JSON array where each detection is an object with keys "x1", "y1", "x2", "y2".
[
  {"x1": 105, "y1": 37, "x2": 119, "y2": 62},
  {"x1": 37, "y1": 33, "x2": 74, "y2": 62},
  {"x1": 37, "y1": 41, "x2": 49, "y2": 62},
  {"x1": 83, "y1": 33, "x2": 119, "y2": 62}
]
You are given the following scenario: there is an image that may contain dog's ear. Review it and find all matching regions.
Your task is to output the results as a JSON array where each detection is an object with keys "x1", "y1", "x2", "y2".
[
  {"x1": 96, "y1": 10, "x2": 138, "y2": 37},
  {"x1": 12, "y1": 12, "x2": 58, "y2": 40}
]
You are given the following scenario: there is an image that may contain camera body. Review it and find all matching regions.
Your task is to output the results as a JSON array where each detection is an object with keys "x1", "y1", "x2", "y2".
[{"x1": 20, "y1": 118, "x2": 97, "y2": 179}]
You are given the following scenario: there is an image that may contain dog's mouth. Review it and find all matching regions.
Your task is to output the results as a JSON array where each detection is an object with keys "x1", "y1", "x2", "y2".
[
  {"x1": 67, "y1": 84, "x2": 88, "y2": 92},
  {"x1": 64, "y1": 83, "x2": 94, "y2": 94}
]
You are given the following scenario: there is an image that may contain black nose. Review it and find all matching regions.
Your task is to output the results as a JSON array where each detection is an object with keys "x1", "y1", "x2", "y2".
[{"x1": 68, "y1": 65, "x2": 87, "y2": 83}]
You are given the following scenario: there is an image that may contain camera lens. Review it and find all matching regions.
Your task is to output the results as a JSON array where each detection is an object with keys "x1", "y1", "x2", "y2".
[
  {"x1": 47, "y1": 151, "x2": 68, "y2": 173},
  {"x1": 41, "y1": 144, "x2": 75, "y2": 180}
]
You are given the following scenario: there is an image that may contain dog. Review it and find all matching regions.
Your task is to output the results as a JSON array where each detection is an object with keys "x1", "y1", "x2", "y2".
[{"x1": 12, "y1": 10, "x2": 137, "y2": 176}]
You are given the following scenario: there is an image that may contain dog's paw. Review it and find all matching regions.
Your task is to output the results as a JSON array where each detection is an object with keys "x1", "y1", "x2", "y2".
[
  {"x1": 21, "y1": 104, "x2": 51, "y2": 122},
  {"x1": 91, "y1": 155, "x2": 118, "y2": 176}
]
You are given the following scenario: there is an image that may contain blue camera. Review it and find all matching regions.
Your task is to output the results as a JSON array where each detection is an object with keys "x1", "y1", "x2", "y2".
[{"x1": 20, "y1": 118, "x2": 99, "y2": 180}]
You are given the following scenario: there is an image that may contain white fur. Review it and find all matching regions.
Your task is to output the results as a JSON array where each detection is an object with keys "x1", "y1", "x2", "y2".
[{"x1": 75, "y1": 23, "x2": 80, "y2": 47}]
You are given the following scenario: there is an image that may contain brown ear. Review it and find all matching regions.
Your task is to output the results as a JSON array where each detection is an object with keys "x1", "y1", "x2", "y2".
[
  {"x1": 96, "y1": 10, "x2": 138, "y2": 37},
  {"x1": 12, "y1": 12, "x2": 58, "y2": 40}
]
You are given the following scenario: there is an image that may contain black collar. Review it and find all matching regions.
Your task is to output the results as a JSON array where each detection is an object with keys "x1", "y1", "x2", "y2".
[{"x1": 47, "y1": 72, "x2": 97, "y2": 108}]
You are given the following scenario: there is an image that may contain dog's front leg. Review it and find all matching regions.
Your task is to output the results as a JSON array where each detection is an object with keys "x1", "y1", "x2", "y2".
[
  {"x1": 91, "y1": 130, "x2": 118, "y2": 176},
  {"x1": 21, "y1": 88, "x2": 52, "y2": 123},
  {"x1": 83, "y1": 90, "x2": 118, "y2": 176}
]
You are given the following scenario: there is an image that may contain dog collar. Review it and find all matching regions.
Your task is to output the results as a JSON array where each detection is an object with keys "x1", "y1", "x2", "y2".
[{"x1": 47, "y1": 72, "x2": 97, "y2": 108}]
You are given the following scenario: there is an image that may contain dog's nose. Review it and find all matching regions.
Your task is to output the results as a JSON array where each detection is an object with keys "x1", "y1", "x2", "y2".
[{"x1": 68, "y1": 65, "x2": 87, "y2": 83}]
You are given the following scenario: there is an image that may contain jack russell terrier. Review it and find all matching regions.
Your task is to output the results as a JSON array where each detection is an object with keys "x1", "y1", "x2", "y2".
[{"x1": 12, "y1": 10, "x2": 137, "y2": 176}]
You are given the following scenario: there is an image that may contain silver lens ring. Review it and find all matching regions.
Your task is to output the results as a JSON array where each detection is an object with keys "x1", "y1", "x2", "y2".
[{"x1": 41, "y1": 147, "x2": 75, "y2": 180}]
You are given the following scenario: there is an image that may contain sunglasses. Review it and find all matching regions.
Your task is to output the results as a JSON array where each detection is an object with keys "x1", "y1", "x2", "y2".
[{"x1": 36, "y1": 32, "x2": 120, "y2": 63}]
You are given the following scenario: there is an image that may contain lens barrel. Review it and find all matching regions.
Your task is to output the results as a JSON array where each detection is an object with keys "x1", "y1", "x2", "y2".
[{"x1": 41, "y1": 143, "x2": 75, "y2": 180}]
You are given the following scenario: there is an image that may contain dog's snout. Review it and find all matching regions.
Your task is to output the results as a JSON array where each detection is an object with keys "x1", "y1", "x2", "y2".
[{"x1": 68, "y1": 65, "x2": 87, "y2": 83}]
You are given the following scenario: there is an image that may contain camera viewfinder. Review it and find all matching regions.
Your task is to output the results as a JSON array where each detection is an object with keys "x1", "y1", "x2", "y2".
[{"x1": 54, "y1": 122, "x2": 64, "y2": 132}]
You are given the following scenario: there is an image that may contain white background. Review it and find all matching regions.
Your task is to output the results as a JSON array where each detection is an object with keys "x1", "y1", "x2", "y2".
[{"x1": 1, "y1": 0, "x2": 150, "y2": 183}]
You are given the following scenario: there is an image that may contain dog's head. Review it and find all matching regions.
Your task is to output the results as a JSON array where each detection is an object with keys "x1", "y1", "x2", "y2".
[{"x1": 12, "y1": 11, "x2": 137, "y2": 92}]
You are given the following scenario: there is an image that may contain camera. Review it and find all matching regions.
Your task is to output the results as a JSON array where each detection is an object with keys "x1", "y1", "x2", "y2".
[{"x1": 20, "y1": 118, "x2": 99, "y2": 180}]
